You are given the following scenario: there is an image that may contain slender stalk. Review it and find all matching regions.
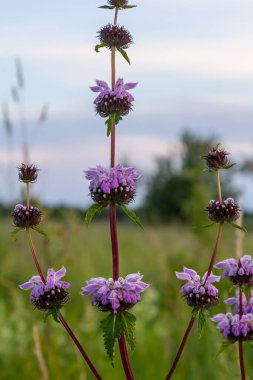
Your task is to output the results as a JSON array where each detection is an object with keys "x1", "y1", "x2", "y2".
[
  {"x1": 26, "y1": 182, "x2": 30, "y2": 208},
  {"x1": 166, "y1": 317, "x2": 195, "y2": 380},
  {"x1": 205, "y1": 223, "x2": 223, "y2": 280},
  {"x1": 108, "y1": 6, "x2": 134, "y2": 380},
  {"x1": 216, "y1": 169, "x2": 222, "y2": 203},
  {"x1": 238, "y1": 287, "x2": 246, "y2": 380},
  {"x1": 25, "y1": 228, "x2": 102, "y2": 380}
]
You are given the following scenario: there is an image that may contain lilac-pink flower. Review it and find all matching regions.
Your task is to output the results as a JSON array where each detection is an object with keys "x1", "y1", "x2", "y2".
[
  {"x1": 90, "y1": 78, "x2": 137, "y2": 104},
  {"x1": 81, "y1": 273, "x2": 149, "y2": 313},
  {"x1": 19, "y1": 266, "x2": 70, "y2": 311},
  {"x1": 215, "y1": 254, "x2": 253, "y2": 286}
]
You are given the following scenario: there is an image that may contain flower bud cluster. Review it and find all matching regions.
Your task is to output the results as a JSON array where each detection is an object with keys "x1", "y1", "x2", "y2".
[{"x1": 206, "y1": 198, "x2": 240, "y2": 223}]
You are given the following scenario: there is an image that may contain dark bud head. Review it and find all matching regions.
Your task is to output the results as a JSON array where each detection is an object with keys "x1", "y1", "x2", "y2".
[
  {"x1": 186, "y1": 292, "x2": 219, "y2": 310},
  {"x1": 12, "y1": 204, "x2": 42, "y2": 228},
  {"x1": 18, "y1": 163, "x2": 39, "y2": 183},
  {"x1": 95, "y1": 94, "x2": 132, "y2": 118},
  {"x1": 107, "y1": 0, "x2": 128, "y2": 8},
  {"x1": 98, "y1": 24, "x2": 132, "y2": 50},
  {"x1": 91, "y1": 186, "x2": 135, "y2": 206},
  {"x1": 202, "y1": 145, "x2": 230, "y2": 170},
  {"x1": 33, "y1": 286, "x2": 69, "y2": 311},
  {"x1": 206, "y1": 198, "x2": 240, "y2": 223}
]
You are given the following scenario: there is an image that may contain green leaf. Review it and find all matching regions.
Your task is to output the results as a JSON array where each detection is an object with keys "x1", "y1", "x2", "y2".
[
  {"x1": 98, "y1": 5, "x2": 115, "y2": 9},
  {"x1": 122, "y1": 5, "x2": 137, "y2": 8},
  {"x1": 105, "y1": 113, "x2": 123, "y2": 136},
  {"x1": 192, "y1": 308, "x2": 207, "y2": 337},
  {"x1": 228, "y1": 222, "x2": 247, "y2": 233},
  {"x1": 85, "y1": 204, "x2": 106, "y2": 227},
  {"x1": 100, "y1": 313, "x2": 122, "y2": 366},
  {"x1": 120, "y1": 204, "x2": 143, "y2": 229},
  {"x1": 44, "y1": 307, "x2": 60, "y2": 324},
  {"x1": 105, "y1": 118, "x2": 113, "y2": 137},
  {"x1": 223, "y1": 163, "x2": 236, "y2": 169},
  {"x1": 121, "y1": 312, "x2": 136, "y2": 351},
  {"x1": 95, "y1": 43, "x2": 108, "y2": 52},
  {"x1": 117, "y1": 47, "x2": 131, "y2": 64},
  {"x1": 32, "y1": 226, "x2": 49, "y2": 240},
  {"x1": 11, "y1": 227, "x2": 22, "y2": 241},
  {"x1": 215, "y1": 340, "x2": 236, "y2": 358},
  {"x1": 203, "y1": 168, "x2": 214, "y2": 173}
]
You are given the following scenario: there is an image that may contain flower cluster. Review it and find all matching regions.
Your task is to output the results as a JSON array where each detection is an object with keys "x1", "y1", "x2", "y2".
[
  {"x1": 206, "y1": 198, "x2": 240, "y2": 223},
  {"x1": 90, "y1": 78, "x2": 137, "y2": 118},
  {"x1": 211, "y1": 313, "x2": 253, "y2": 340},
  {"x1": 176, "y1": 267, "x2": 220, "y2": 309},
  {"x1": 18, "y1": 163, "x2": 39, "y2": 183},
  {"x1": 85, "y1": 164, "x2": 140, "y2": 205},
  {"x1": 19, "y1": 267, "x2": 70, "y2": 311},
  {"x1": 98, "y1": 24, "x2": 132, "y2": 49},
  {"x1": 215, "y1": 255, "x2": 253, "y2": 286},
  {"x1": 225, "y1": 290, "x2": 253, "y2": 315},
  {"x1": 107, "y1": 0, "x2": 128, "y2": 8},
  {"x1": 12, "y1": 204, "x2": 42, "y2": 228},
  {"x1": 81, "y1": 273, "x2": 149, "y2": 313},
  {"x1": 202, "y1": 145, "x2": 230, "y2": 170}
]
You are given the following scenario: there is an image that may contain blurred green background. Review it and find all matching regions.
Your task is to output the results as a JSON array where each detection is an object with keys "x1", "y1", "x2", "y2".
[{"x1": 1, "y1": 214, "x2": 253, "y2": 380}]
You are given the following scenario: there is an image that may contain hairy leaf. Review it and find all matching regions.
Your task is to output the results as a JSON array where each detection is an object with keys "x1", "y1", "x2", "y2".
[
  {"x1": 44, "y1": 307, "x2": 60, "y2": 324},
  {"x1": 95, "y1": 43, "x2": 108, "y2": 52},
  {"x1": 117, "y1": 47, "x2": 130, "y2": 64},
  {"x1": 11, "y1": 227, "x2": 22, "y2": 241},
  {"x1": 100, "y1": 313, "x2": 122, "y2": 365},
  {"x1": 229, "y1": 222, "x2": 247, "y2": 233},
  {"x1": 32, "y1": 226, "x2": 49, "y2": 240},
  {"x1": 85, "y1": 204, "x2": 106, "y2": 226},
  {"x1": 192, "y1": 308, "x2": 208, "y2": 337},
  {"x1": 120, "y1": 204, "x2": 143, "y2": 228},
  {"x1": 121, "y1": 312, "x2": 136, "y2": 351}
]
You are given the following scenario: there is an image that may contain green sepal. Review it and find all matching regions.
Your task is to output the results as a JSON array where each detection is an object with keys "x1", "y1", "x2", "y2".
[
  {"x1": 11, "y1": 227, "x2": 23, "y2": 241},
  {"x1": 122, "y1": 5, "x2": 137, "y2": 8},
  {"x1": 105, "y1": 113, "x2": 123, "y2": 137},
  {"x1": 44, "y1": 306, "x2": 61, "y2": 324},
  {"x1": 228, "y1": 222, "x2": 247, "y2": 233},
  {"x1": 32, "y1": 226, "x2": 49, "y2": 240},
  {"x1": 120, "y1": 204, "x2": 143, "y2": 229},
  {"x1": 117, "y1": 47, "x2": 130, "y2": 64},
  {"x1": 85, "y1": 204, "x2": 106, "y2": 227},
  {"x1": 98, "y1": 5, "x2": 115, "y2": 9},
  {"x1": 100, "y1": 311, "x2": 136, "y2": 366},
  {"x1": 215, "y1": 340, "x2": 236, "y2": 358},
  {"x1": 95, "y1": 43, "x2": 108, "y2": 52},
  {"x1": 192, "y1": 308, "x2": 208, "y2": 337}
]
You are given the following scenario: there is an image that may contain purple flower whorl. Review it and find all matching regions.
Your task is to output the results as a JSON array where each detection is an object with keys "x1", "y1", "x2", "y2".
[
  {"x1": 206, "y1": 198, "x2": 240, "y2": 223},
  {"x1": 81, "y1": 273, "x2": 149, "y2": 313},
  {"x1": 215, "y1": 255, "x2": 253, "y2": 287},
  {"x1": 19, "y1": 267, "x2": 70, "y2": 311},
  {"x1": 85, "y1": 164, "x2": 140, "y2": 205},
  {"x1": 90, "y1": 78, "x2": 137, "y2": 118},
  {"x1": 18, "y1": 163, "x2": 39, "y2": 183},
  {"x1": 98, "y1": 24, "x2": 132, "y2": 50},
  {"x1": 12, "y1": 204, "x2": 42, "y2": 228},
  {"x1": 176, "y1": 267, "x2": 220, "y2": 310},
  {"x1": 202, "y1": 145, "x2": 230, "y2": 170}
]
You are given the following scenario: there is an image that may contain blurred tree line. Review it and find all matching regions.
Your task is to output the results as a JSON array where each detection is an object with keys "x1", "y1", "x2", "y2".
[{"x1": 141, "y1": 131, "x2": 237, "y2": 226}]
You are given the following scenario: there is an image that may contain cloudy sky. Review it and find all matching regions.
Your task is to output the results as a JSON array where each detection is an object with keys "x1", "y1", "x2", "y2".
[{"x1": 1, "y1": 0, "x2": 253, "y2": 209}]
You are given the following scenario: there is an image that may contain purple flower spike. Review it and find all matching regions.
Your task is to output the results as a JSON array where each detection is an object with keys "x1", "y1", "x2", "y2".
[
  {"x1": 81, "y1": 273, "x2": 149, "y2": 313},
  {"x1": 19, "y1": 266, "x2": 70, "y2": 311},
  {"x1": 90, "y1": 78, "x2": 137, "y2": 118},
  {"x1": 176, "y1": 267, "x2": 220, "y2": 309},
  {"x1": 84, "y1": 164, "x2": 140, "y2": 205},
  {"x1": 215, "y1": 254, "x2": 253, "y2": 286}
]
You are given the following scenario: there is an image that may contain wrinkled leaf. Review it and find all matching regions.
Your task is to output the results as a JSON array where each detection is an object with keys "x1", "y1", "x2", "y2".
[
  {"x1": 44, "y1": 307, "x2": 60, "y2": 324},
  {"x1": 100, "y1": 313, "x2": 122, "y2": 365},
  {"x1": 192, "y1": 308, "x2": 208, "y2": 337},
  {"x1": 117, "y1": 47, "x2": 130, "y2": 64},
  {"x1": 228, "y1": 222, "x2": 247, "y2": 233},
  {"x1": 120, "y1": 204, "x2": 143, "y2": 229},
  {"x1": 215, "y1": 340, "x2": 236, "y2": 358},
  {"x1": 11, "y1": 227, "x2": 22, "y2": 241},
  {"x1": 32, "y1": 226, "x2": 49, "y2": 240},
  {"x1": 85, "y1": 204, "x2": 106, "y2": 226},
  {"x1": 105, "y1": 113, "x2": 123, "y2": 136},
  {"x1": 121, "y1": 312, "x2": 136, "y2": 351},
  {"x1": 95, "y1": 43, "x2": 108, "y2": 52}
]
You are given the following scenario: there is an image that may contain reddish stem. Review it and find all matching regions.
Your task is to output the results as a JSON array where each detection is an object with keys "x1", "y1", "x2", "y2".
[
  {"x1": 205, "y1": 223, "x2": 223, "y2": 280},
  {"x1": 166, "y1": 317, "x2": 195, "y2": 380},
  {"x1": 26, "y1": 229, "x2": 102, "y2": 380},
  {"x1": 110, "y1": 205, "x2": 119, "y2": 279},
  {"x1": 118, "y1": 332, "x2": 134, "y2": 380}
]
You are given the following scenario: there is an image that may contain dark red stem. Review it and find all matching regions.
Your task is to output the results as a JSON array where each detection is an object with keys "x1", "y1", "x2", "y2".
[
  {"x1": 166, "y1": 317, "x2": 195, "y2": 380},
  {"x1": 205, "y1": 222, "x2": 223, "y2": 280},
  {"x1": 110, "y1": 205, "x2": 119, "y2": 279},
  {"x1": 26, "y1": 229, "x2": 102, "y2": 380},
  {"x1": 238, "y1": 288, "x2": 246, "y2": 380},
  {"x1": 118, "y1": 332, "x2": 134, "y2": 380}
]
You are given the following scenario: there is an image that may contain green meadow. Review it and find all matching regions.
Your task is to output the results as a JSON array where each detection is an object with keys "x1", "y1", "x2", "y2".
[{"x1": 1, "y1": 215, "x2": 253, "y2": 379}]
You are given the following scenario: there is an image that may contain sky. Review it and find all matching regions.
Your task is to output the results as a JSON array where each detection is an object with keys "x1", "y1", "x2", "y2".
[{"x1": 0, "y1": 0, "x2": 253, "y2": 209}]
